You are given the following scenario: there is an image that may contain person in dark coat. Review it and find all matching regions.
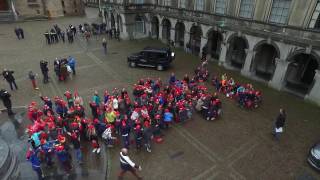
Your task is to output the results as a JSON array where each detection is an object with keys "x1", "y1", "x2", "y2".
[
  {"x1": 14, "y1": 27, "x2": 21, "y2": 40},
  {"x1": 40, "y1": 60, "x2": 49, "y2": 83},
  {"x1": 18, "y1": 27, "x2": 24, "y2": 39},
  {"x1": 273, "y1": 108, "x2": 286, "y2": 140},
  {"x1": 0, "y1": 89, "x2": 14, "y2": 116},
  {"x1": 2, "y1": 69, "x2": 18, "y2": 90}
]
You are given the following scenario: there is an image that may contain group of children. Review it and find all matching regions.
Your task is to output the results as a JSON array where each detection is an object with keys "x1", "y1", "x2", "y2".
[
  {"x1": 211, "y1": 73, "x2": 262, "y2": 109},
  {"x1": 24, "y1": 73, "x2": 223, "y2": 178}
]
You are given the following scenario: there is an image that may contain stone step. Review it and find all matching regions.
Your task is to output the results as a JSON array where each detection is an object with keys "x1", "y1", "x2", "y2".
[{"x1": 0, "y1": 11, "x2": 14, "y2": 22}]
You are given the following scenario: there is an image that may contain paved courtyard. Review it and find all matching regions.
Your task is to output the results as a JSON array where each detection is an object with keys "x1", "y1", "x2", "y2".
[{"x1": 0, "y1": 8, "x2": 320, "y2": 180}]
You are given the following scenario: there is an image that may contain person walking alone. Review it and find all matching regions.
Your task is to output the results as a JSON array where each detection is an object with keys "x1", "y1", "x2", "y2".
[
  {"x1": 118, "y1": 148, "x2": 142, "y2": 180},
  {"x1": 273, "y1": 108, "x2": 286, "y2": 141},
  {"x1": 102, "y1": 38, "x2": 107, "y2": 54},
  {"x1": 2, "y1": 69, "x2": 18, "y2": 90}
]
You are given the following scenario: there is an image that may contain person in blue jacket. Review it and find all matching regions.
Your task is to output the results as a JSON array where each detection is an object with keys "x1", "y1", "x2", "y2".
[
  {"x1": 67, "y1": 56, "x2": 76, "y2": 75},
  {"x1": 163, "y1": 109, "x2": 173, "y2": 129},
  {"x1": 27, "y1": 148, "x2": 44, "y2": 180}
]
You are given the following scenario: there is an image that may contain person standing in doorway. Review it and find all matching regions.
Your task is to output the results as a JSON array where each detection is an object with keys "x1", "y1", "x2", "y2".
[
  {"x1": 102, "y1": 38, "x2": 107, "y2": 54},
  {"x1": 273, "y1": 108, "x2": 286, "y2": 141},
  {"x1": 118, "y1": 148, "x2": 142, "y2": 180},
  {"x1": 2, "y1": 69, "x2": 18, "y2": 90}
]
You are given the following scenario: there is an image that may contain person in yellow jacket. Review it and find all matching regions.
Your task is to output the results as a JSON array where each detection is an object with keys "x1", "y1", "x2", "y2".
[{"x1": 105, "y1": 108, "x2": 116, "y2": 124}]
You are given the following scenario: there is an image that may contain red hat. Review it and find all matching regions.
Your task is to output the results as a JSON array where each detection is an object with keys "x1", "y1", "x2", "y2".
[
  {"x1": 155, "y1": 114, "x2": 161, "y2": 119},
  {"x1": 135, "y1": 125, "x2": 141, "y2": 130},
  {"x1": 58, "y1": 135, "x2": 66, "y2": 143}
]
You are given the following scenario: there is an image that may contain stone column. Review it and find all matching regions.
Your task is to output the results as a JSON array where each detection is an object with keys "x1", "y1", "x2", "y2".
[
  {"x1": 305, "y1": 70, "x2": 320, "y2": 105},
  {"x1": 159, "y1": 25, "x2": 163, "y2": 40},
  {"x1": 120, "y1": 23, "x2": 129, "y2": 40},
  {"x1": 170, "y1": 28, "x2": 175, "y2": 43},
  {"x1": 268, "y1": 58, "x2": 290, "y2": 90},
  {"x1": 184, "y1": 32, "x2": 190, "y2": 53},
  {"x1": 241, "y1": 49, "x2": 255, "y2": 77},
  {"x1": 218, "y1": 43, "x2": 229, "y2": 66}
]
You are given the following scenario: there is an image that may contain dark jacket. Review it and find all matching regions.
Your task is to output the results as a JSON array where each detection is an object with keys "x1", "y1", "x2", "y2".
[
  {"x1": 2, "y1": 70, "x2": 15, "y2": 82},
  {"x1": 275, "y1": 113, "x2": 286, "y2": 128},
  {"x1": 0, "y1": 90, "x2": 11, "y2": 107}
]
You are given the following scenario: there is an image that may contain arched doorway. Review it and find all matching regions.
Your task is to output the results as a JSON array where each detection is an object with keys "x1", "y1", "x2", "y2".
[
  {"x1": 135, "y1": 15, "x2": 145, "y2": 34},
  {"x1": 285, "y1": 52, "x2": 319, "y2": 94},
  {"x1": 111, "y1": 13, "x2": 115, "y2": 30},
  {"x1": 226, "y1": 35, "x2": 248, "y2": 69},
  {"x1": 189, "y1": 25, "x2": 202, "y2": 56},
  {"x1": 252, "y1": 43, "x2": 279, "y2": 81},
  {"x1": 207, "y1": 30, "x2": 223, "y2": 60},
  {"x1": 151, "y1": 16, "x2": 159, "y2": 39},
  {"x1": 175, "y1": 22, "x2": 185, "y2": 47},
  {"x1": 162, "y1": 18, "x2": 171, "y2": 43}
]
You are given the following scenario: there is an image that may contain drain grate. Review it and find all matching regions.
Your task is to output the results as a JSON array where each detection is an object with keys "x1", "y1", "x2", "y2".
[{"x1": 169, "y1": 151, "x2": 184, "y2": 159}]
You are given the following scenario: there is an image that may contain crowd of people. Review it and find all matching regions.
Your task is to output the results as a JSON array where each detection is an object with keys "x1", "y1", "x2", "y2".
[
  {"x1": 23, "y1": 71, "x2": 223, "y2": 179},
  {"x1": 211, "y1": 73, "x2": 262, "y2": 109}
]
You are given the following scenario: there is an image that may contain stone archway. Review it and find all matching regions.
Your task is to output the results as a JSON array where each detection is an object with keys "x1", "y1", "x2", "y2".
[
  {"x1": 252, "y1": 43, "x2": 280, "y2": 81},
  {"x1": 161, "y1": 18, "x2": 171, "y2": 43},
  {"x1": 207, "y1": 30, "x2": 223, "y2": 60},
  {"x1": 189, "y1": 25, "x2": 202, "y2": 56},
  {"x1": 151, "y1": 16, "x2": 159, "y2": 39},
  {"x1": 226, "y1": 35, "x2": 249, "y2": 69},
  {"x1": 175, "y1": 22, "x2": 185, "y2": 47},
  {"x1": 285, "y1": 52, "x2": 320, "y2": 94}
]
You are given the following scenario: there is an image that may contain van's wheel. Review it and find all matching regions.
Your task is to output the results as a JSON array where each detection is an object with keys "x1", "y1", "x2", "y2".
[
  {"x1": 156, "y1": 65, "x2": 163, "y2": 71},
  {"x1": 130, "y1": 62, "x2": 136, "y2": 68}
]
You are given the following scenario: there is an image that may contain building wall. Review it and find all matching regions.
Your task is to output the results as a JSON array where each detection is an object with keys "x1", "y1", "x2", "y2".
[
  {"x1": 100, "y1": 0, "x2": 320, "y2": 105},
  {"x1": 45, "y1": 0, "x2": 64, "y2": 18},
  {"x1": 62, "y1": 0, "x2": 85, "y2": 16},
  {"x1": 14, "y1": 0, "x2": 45, "y2": 17}
]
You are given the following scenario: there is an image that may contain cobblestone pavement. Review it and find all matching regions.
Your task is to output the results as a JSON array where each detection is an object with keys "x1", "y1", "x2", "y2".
[{"x1": 0, "y1": 8, "x2": 320, "y2": 180}]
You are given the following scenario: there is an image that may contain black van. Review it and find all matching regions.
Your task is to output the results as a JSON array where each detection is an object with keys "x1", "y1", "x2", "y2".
[{"x1": 127, "y1": 47, "x2": 175, "y2": 71}]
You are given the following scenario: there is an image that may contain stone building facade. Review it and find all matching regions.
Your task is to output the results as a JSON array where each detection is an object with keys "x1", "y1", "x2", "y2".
[
  {"x1": 0, "y1": 0, "x2": 85, "y2": 21},
  {"x1": 86, "y1": 0, "x2": 320, "y2": 105}
]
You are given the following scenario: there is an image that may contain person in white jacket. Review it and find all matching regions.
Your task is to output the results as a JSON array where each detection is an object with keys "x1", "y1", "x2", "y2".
[{"x1": 118, "y1": 148, "x2": 142, "y2": 180}]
